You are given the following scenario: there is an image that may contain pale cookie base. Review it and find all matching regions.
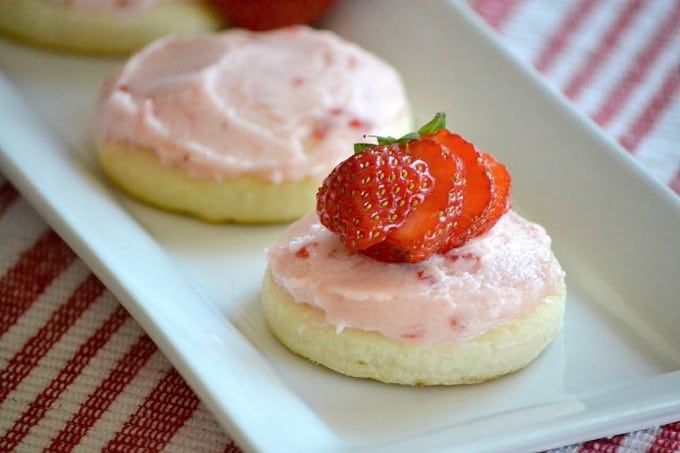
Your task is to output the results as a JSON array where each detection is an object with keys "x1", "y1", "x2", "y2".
[
  {"x1": 0, "y1": 0, "x2": 222, "y2": 55},
  {"x1": 262, "y1": 267, "x2": 566, "y2": 386},
  {"x1": 96, "y1": 142, "x2": 321, "y2": 223}
]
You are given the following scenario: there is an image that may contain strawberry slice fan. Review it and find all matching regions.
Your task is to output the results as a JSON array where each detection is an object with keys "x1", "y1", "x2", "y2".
[{"x1": 316, "y1": 112, "x2": 512, "y2": 263}]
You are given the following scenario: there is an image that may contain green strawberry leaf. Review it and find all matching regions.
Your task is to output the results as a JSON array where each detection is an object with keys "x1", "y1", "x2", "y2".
[
  {"x1": 376, "y1": 136, "x2": 396, "y2": 145},
  {"x1": 354, "y1": 143, "x2": 375, "y2": 153},
  {"x1": 417, "y1": 112, "x2": 446, "y2": 135},
  {"x1": 353, "y1": 112, "x2": 447, "y2": 153},
  {"x1": 396, "y1": 132, "x2": 420, "y2": 142}
]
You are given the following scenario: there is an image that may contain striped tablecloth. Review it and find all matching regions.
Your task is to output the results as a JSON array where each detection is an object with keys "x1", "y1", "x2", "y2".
[{"x1": 1, "y1": 0, "x2": 678, "y2": 451}]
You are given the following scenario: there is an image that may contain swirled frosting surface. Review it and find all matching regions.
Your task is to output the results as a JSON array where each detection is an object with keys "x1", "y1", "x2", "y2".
[{"x1": 93, "y1": 26, "x2": 409, "y2": 182}]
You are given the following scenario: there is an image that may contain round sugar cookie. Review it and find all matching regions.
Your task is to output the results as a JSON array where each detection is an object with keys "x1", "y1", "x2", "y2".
[
  {"x1": 0, "y1": 0, "x2": 223, "y2": 55},
  {"x1": 92, "y1": 27, "x2": 411, "y2": 223},
  {"x1": 262, "y1": 269, "x2": 565, "y2": 386},
  {"x1": 263, "y1": 211, "x2": 567, "y2": 385}
]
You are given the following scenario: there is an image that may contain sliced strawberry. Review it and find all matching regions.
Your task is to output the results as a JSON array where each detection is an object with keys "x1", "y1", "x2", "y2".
[
  {"x1": 363, "y1": 139, "x2": 465, "y2": 263},
  {"x1": 424, "y1": 130, "x2": 495, "y2": 249},
  {"x1": 477, "y1": 152, "x2": 512, "y2": 235},
  {"x1": 316, "y1": 112, "x2": 512, "y2": 264},
  {"x1": 316, "y1": 144, "x2": 433, "y2": 251}
]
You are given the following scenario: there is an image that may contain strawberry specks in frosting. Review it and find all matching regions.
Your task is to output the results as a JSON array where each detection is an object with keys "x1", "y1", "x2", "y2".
[
  {"x1": 312, "y1": 123, "x2": 330, "y2": 141},
  {"x1": 295, "y1": 242, "x2": 318, "y2": 259},
  {"x1": 348, "y1": 118, "x2": 367, "y2": 129},
  {"x1": 401, "y1": 332, "x2": 423, "y2": 340},
  {"x1": 416, "y1": 270, "x2": 437, "y2": 283},
  {"x1": 446, "y1": 253, "x2": 482, "y2": 273},
  {"x1": 295, "y1": 247, "x2": 310, "y2": 259},
  {"x1": 449, "y1": 317, "x2": 462, "y2": 330}
]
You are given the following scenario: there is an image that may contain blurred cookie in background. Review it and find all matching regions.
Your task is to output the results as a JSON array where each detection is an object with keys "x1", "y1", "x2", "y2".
[{"x1": 0, "y1": 0, "x2": 224, "y2": 55}]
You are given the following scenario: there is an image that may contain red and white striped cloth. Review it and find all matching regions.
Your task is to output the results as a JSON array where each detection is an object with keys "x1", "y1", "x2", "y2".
[
  {"x1": 0, "y1": 191, "x2": 239, "y2": 451},
  {"x1": 474, "y1": 0, "x2": 680, "y2": 194},
  {"x1": 1, "y1": 0, "x2": 678, "y2": 451}
]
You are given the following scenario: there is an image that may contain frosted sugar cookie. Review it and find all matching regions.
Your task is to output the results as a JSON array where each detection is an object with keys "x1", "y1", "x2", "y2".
[
  {"x1": 92, "y1": 26, "x2": 410, "y2": 222},
  {"x1": 263, "y1": 114, "x2": 566, "y2": 385}
]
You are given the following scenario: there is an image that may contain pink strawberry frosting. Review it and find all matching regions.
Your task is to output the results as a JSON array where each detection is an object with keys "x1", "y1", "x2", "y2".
[
  {"x1": 92, "y1": 26, "x2": 409, "y2": 183},
  {"x1": 266, "y1": 211, "x2": 566, "y2": 344},
  {"x1": 48, "y1": 0, "x2": 162, "y2": 14}
]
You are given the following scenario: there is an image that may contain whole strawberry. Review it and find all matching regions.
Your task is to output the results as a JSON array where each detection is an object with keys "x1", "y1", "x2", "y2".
[
  {"x1": 316, "y1": 113, "x2": 511, "y2": 263},
  {"x1": 212, "y1": 0, "x2": 337, "y2": 31}
]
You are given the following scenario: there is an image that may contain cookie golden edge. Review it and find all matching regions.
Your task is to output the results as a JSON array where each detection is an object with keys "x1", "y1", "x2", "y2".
[
  {"x1": 96, "y1": 141, "x2": 319, "y2": 223},
  {"x1": 262, "y1": 267, "x2": 566, "y2": 386},
  {"x1": 0, "y1": 0, "x2": 223, "y2": 55},
  {"x1": 94, "y1": 114, "x2": 412, "y2": 224}
]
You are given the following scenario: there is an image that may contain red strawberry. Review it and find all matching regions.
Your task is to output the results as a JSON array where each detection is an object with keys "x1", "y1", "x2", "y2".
[
  {"x1": 478, "y1": 152, "x2": 512, "y2": 235},
  {"x1": 363, "y1": 139, "x2": 465, "y2": 262},
  {"x1": 316, "y1": 143, "x2": 434, "y2": 251},
  {"x1": 211, "y1": 0, "x2": 337, "y2": 31},
  {"x1": 316, "y1": 113, "x2": 511, "y2": 263},
  {"x1": 425, "y1": 130, "x2": 511, "y2": 250}
]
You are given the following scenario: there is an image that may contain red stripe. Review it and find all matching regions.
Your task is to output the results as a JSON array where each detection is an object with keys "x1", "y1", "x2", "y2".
[
  {"x1": 563, "y1": 0, "x2": 646, "y2": 100},
  {"x1": 0, "y1": 306, "x2": 129, "y2": 451},
  {"x1": 650, "y1": 422, "x2": 680, "y2": 452},
  {"x1": 46, "y1": 334, "x2": 157, "y2": 452},
  {"x1": 0, "y1": 230, "x2": 76, "y2": 338},
  {"x1": 534, "y1": 0, "x2": 601, "y2": 73},
  {"x1": 0, "y1": 182, "x2": 19, "y2": 217},
  {"x1": 104, "y1": 368, "x2": 200, "y2": 451},
  {"x1": 593, "y1": 1, "x2": 680, "y2": 126},
  {"x1": 472, "y1": 0, "x2": 525, "y2": 30},
  {"x1": 0, "y1": 273, "x2": 104, "y2": 407},
  {"x1": 578, "y1": 433, "x2": 627, "y2": 452},
  {"x1": 618, "y1": 61, "x2": 680, "y2": 152},
  {"x1": 669, "y1": 166, "x2": 680, "y2": 195}
]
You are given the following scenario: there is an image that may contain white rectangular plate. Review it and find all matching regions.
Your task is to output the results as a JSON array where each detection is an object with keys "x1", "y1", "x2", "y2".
[{"x1": 1, "y1": 1, "x2": 679, "y2": 451}]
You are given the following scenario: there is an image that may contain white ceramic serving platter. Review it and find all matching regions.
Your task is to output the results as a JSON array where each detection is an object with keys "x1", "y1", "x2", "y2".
[{"x1": 1, "y1": 1, "x2": 679, "y2": 451}]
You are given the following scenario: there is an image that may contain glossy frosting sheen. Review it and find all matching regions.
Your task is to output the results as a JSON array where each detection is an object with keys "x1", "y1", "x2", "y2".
[
  {"x1": 48, "y1": 0, "x2": 161, "y2": 13},
  {"x1": 93, "y1": 27, "x2": 408, "y2": 183},
  {"x1": 266, "y1": 211, "x2": 566, "y2": 344}
]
